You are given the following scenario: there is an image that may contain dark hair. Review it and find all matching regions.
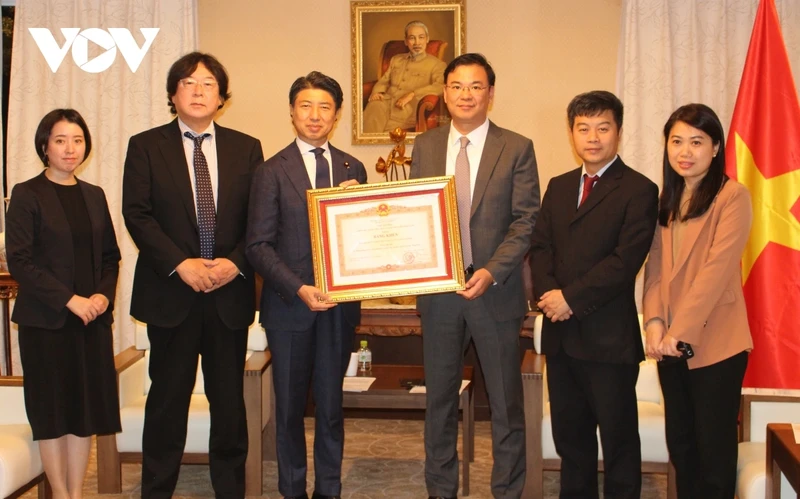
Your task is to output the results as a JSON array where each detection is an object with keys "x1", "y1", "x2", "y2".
[
  {"x1": 567, "y1": 90, "x2": 623, "y2": 129},
  {"x1": 658, "y1": 103, "x2": 728, "y2": 226},
  {"x1": 289, "y1": 71, "x2": 344, "y2": 111},
  {"x1": 443, "y1": 53, "x2": 496, "y2": 87},
  {"x1": 34, "y1": 108, "x2": 92, "y2": 166},
  {"x1": 166, "y1": 52, "x2": 231, "y2": 115}
]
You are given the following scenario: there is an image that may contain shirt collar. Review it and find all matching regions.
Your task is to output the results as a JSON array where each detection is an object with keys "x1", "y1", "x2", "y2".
[
  {"x1": 581, "y1": 155, "x2": 618, "y2": 178},
  {"x1": 178, "y1": 118, "x2": 215, "y2": 138},
  {"x1": 296, "y1": 137, "x2": 330, "y2": 155},
  {"x1": 448, "y1": 118, "x2": 490, "y2": 148}
]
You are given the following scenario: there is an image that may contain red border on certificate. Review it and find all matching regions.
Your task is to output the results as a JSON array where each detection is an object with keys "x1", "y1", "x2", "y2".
[{"x1": 307, "y1": 177, "x2": 465, "y2": 302}]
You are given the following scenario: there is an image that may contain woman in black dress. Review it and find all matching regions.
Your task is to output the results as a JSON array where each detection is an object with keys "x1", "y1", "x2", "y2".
[{"x1": 5, "y1": 109, "x2": 121, "y2": 498}]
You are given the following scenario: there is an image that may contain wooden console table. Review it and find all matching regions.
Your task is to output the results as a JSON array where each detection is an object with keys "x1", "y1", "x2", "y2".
[
  {"x1": 357, "y1": 308, "x2": 538, "y2": 338},
  {"x1": 354, "y1": 308, "x2": 538, "y2": 421}
]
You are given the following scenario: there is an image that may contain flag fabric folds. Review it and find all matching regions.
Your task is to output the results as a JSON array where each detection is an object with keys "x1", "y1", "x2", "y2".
[{"x1": 725, "y1": 0, "x2": 800, "y2": 389}]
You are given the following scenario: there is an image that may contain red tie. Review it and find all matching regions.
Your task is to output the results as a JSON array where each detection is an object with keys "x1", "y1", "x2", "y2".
[{"x1": 580, "y1": 174, "x2": 598, "y2": 207}]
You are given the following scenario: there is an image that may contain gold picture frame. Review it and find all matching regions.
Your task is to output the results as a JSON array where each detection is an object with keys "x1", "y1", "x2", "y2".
[
  {"x1": 307, "y1": 176, "x2": 465, "y2": 302},
  {"x1": 351, "y1": 0, "x2": 466, "y2": 145}
]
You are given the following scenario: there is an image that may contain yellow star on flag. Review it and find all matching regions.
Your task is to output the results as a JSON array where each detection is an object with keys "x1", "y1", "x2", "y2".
[{"x1": 734, "y1": 132, "x2": 800, "y2": 283}]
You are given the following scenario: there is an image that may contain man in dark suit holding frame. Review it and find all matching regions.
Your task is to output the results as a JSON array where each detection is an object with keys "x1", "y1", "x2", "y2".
[
  {"x1": 246, "y1": 71, "x2": 367, "y2": 499},
  {"x1": 122, "y1": 52, "x2": 263, "y2": 499},
  {"x1": 530, "y1": 90, "x2": 658, "y2": 499},
  {"x1": 411, "y1": 53, "x2": 540, "y2": 499}
]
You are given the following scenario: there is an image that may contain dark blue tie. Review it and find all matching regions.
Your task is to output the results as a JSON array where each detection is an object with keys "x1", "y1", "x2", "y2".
[
  {"x1": 311, "y1": 147, "x2": 331, "y2": 188},
  {"x1": 185, "y1": 132, "x2": 215, "y2": 259}
]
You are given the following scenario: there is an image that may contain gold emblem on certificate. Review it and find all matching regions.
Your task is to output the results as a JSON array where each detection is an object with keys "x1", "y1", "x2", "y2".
[{"x1": 307, "y1": 176, "x2": 465, "y2": 302}]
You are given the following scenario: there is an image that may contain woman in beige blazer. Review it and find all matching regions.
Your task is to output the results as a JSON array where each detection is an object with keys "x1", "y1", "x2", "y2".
[{"x1": 643, "y1": 103, "x2": 753, "y2": 499}]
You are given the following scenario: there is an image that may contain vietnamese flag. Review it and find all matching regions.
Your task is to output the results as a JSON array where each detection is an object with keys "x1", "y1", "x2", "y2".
[{"x1": 726, "y1": 0, "x2": 800, "y2": 389}]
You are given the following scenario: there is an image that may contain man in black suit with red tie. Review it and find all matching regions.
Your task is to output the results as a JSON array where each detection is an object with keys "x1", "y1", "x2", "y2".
[
  {"x1": 530, "y1": 91, "x2": 658, "y2": 499},
  {"x1": 246, "y1": 71, "x2": 367, "y2": 499},
  {"x1": 122, "y1": 52, "x2": 263, "y2": 499}
]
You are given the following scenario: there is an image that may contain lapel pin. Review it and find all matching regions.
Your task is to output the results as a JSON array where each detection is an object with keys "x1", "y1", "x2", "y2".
[{"x1": 344, "y1": 161, "x2": 350, "y2": 169}]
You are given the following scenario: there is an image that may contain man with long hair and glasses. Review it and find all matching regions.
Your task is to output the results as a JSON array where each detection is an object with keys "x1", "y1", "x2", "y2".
[{"x1": 123, "y1": 52, "x2": 263, "y2": 498}]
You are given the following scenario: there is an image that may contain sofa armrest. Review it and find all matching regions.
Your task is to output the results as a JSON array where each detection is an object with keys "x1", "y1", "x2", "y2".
[
  {"x1": 115, "y1": 347, "x2": 146, "y2": 408},
  {"x1": 0, "y1": 377, "x2": 27, "y2": 424},
  {"x1": 115, "y1": 346, "x2": 144, "y2": 373},
  {"x1": 0, "y1": 376, "x2": 23, "y2": 387},
  {"x1": 521, "y1": 350, "x2": 545, "y2": 376},
  {"x1": 245, "y1": 349, "x2": 272, "y2": 374},
  {"x1": 521, "y1": 349, "x2": 545, "y2": 411},
  {"x1": 521, "y1": 350, "x2": 545, "y2": 497},
  {"x1": 740, "y1": 392, "x2": 800, "y2": 443},
  {"x1": 416, "y1": 95, "x2": 440, "y2": 133},
  {"x1": 362, "y1": 81, "x2": 376, "y2": 109}
]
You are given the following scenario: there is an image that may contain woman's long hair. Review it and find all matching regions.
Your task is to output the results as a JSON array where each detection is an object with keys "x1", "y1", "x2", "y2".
[{"x1": 659, "y1": 103, "x2": 728, "y2": 226}]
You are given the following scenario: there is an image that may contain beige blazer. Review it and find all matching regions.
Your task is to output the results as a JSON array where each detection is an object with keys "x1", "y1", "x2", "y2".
[{"x1": 643, "y1": 180, "x2": 753, "y2": 368}]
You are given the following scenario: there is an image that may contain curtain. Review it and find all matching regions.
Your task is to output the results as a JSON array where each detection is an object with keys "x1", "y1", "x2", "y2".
[
  {"x1": 1, "y1": 12, "x2": 5, "y2": 375},
  {"x1": 618, "y1": 0, "x2": 800, "y2": 185},
  {"x1": 5, "y1": 0, "x2": 197, "y2": 372}
]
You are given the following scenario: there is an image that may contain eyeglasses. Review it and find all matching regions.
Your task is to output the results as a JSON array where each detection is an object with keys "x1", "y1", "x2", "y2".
[
  {"x1": 445, "y1": 84, "x2": 488, "y2": 93},
  {"x1": 179, "y1": 78, "x2": 219, "y2": 91}
]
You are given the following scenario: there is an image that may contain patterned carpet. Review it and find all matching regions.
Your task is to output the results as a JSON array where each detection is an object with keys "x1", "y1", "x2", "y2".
[{"x1": 23, "y1": 418, "x2": 668, "y2": 498}]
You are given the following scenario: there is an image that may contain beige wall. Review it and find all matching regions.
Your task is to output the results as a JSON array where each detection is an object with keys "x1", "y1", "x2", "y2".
[{"x1": 198, "y1": 0, "x2": 623, "y2": 189}]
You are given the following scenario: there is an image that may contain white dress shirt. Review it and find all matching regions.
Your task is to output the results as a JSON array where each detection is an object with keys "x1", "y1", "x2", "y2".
[
  {"x1": 445, "y1": 118, "x2": 491, "y2": 201},
  {"x1": 577, "y1": 155, "x2": 617, "y2": 208},
  {"x1": 178, "y1": 119, "x2": 219, "y2": 214},
  {"x1": 296, "y1": 137, "x2": 333, "y2": 189}
]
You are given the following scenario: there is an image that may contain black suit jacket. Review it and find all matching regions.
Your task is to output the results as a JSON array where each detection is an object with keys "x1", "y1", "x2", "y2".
[
  {"x1": 530, "y1": 157, "x2": 658, "y2": 364},
  {"x1": 246, "y1": 142, "x2": 367, "y2": 331},
  {"x1": 122, "y1": 120, "x2": 263, "y2": 329},
  {"x1": 6, "y1": 172, "x2": 120, "y2": 329}
]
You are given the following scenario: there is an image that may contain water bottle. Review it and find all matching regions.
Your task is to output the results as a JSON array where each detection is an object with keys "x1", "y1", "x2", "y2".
[{"x1": 357, "y1": 340, "x2": 372, "y2": 375}]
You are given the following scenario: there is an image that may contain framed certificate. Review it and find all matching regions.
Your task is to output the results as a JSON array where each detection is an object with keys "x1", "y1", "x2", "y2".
[{"x1": 307, "y1": 176, "x2": 465, "y2": 302}]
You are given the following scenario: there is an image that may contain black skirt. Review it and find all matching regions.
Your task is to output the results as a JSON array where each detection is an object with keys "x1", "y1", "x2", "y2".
[{"x1": 19, "y1": 318, "x2": 121, "y2": 440}]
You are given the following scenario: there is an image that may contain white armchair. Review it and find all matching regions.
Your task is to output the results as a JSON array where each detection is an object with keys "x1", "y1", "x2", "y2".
[
  {"x1": 96, "y1": 315, "x2": 274, "y2": 496},
  {"x1": 736, "y1": 391, "x2": 800, "y2": 499},
  {"x1": 0, "y1": 377, "x2": 50, "y2": 499},
  {"x1": 521, "y1": 314, "x2": 676, "y2": 498}
]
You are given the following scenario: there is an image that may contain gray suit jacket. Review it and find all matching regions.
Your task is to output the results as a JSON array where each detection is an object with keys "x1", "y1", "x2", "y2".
[{"x1": 410, "y1": 121, "x2": 540, "y2": 321}]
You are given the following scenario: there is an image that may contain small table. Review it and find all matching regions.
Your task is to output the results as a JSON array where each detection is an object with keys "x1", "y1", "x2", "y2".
[
  {"x1": 766, "y1": 423, "x2": 800, "y2": 498},
  {"x1": 343, "y1": 364, "x2": 475, "y2": 496}
]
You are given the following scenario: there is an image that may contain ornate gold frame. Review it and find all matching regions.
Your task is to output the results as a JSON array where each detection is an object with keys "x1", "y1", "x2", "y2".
[
  {"x1": 351, "y1": 0, "x2": 466, "y2": 145},
  {"x1": 307, "y1": 176, "x2": 465, "y2": 302}
]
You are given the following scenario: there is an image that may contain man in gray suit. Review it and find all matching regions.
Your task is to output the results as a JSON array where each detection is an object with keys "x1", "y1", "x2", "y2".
[{"x1": 410, "y1": 53, "x2": 540, "y2": 499}]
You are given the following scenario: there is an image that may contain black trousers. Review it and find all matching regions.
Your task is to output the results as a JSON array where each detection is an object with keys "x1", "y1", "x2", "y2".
[
  {"x1": 141, "y1": 293, "x2": 248, "y2": 499},
  {"x1": 658, "y1": 351, "x2": 748, "y2": 499},
  {"x1": 546, "y1": 350, "x2": 641, "y2": 499},
  {"x1": 266, "y1": 307, "x2": 354, "y2": 497}
]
